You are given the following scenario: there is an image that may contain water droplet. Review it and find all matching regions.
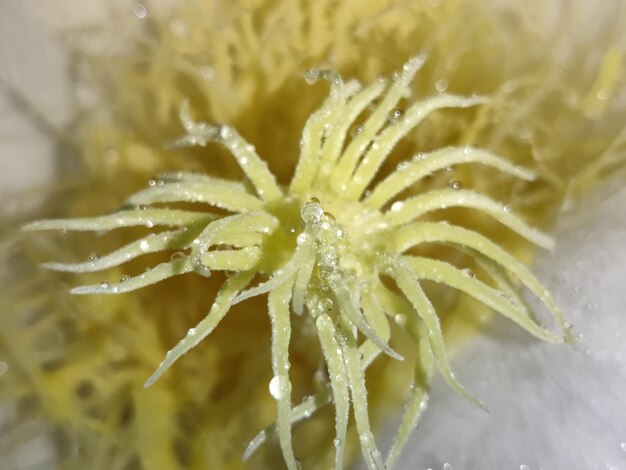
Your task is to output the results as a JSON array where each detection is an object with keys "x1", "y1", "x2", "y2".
[
  {"x1": 171, "y1": 252, "x2": 186, "y2": 261},
  {"x1": 303, "y1": 69, "x2": 319, "y2": 85},
  {"x1": 301, "y1": 201, "x2": 323, "y2": 225},
  {"x1": 448, "y1": 180, "x2": 462, "y2": 190},
  {"x1": 596, "y1": 88, "x2": 610, "y2": 101},
  {"x1": 503, "y1": 204, "x2": 512, "y2": 212},
  {"x1": 133, "y1": 3, "x2": 147, "y2": 18},
  {"x1": 445, "y1": 165, "x2": 455, "y2": 173},
  {"x1": 387, "y1": 108, "x2": 404, "y2": 124},
  {"x1": 390, "y1": 201, "x2": 404, "y2": 212},
  {"x1": 218, "y1": 125, "x2": 231, "y2": 140},
  {"x1": 148, "y1": 179, "x2": 157, "y2": 187},
  {"x1": 99, "y1": 282, "x2": 110, "y2": 290},
  {"x1": 463, "y1": 146, "x2": 471, "y2": 155},
  {"x1": 461, "y1": 268, "x2": 475, "y2": 278},
  {"x1": 435, "y1": 79, "x2": 448, "y2": 92},
  {"x1": 317, "y1": 298, "x2": 333, "y2": 312},
  {"x1": 296, "y1": 233, "x2": 309, "y2": 245},
  {"x1": 520, "y1": 465, "x2": 529, "y2": 470},
  {"x1": 269, "y1": 375, "x2": 289, "y2": 400},
  {"x1": 88, "y1": 253, "x2": 100, "y2": 261},
  {"x1": 394, "y1": 313, "x2": 406, "y2": 327},
  {"x1": 620, "y1": 442, "x2": 626, "y2": 451},
  {"x1": 140, "y1": 240, "x2": 150, "y2": 251},
  {"x1": 119, "y1": 275, "x2": 130, "y2": 283},
  {"x1": 351, "y1": 124, "x2": 364, "y2": 137},
  {"x1": 443, "y1": 463, "x2": 453, "y2": 470}
]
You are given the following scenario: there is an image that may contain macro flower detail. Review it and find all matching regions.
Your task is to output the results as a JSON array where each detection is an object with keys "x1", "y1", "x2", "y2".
[{"x1": 24, "y1": 56, "x2": 568, "y2": 470}]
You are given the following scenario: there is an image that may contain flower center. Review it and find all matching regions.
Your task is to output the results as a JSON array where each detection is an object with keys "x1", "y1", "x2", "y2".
[{"x1": 264, "y1": 191, "x2": 389, "y2": 281}]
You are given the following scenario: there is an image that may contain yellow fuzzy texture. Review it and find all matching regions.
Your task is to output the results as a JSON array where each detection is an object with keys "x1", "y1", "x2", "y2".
[{"x1": 1, "y1": 0, "x2": 625, "y2": 469}]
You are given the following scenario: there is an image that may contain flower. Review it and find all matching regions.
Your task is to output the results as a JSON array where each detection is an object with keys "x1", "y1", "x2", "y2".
[{"x1": 24, "y1": 56, "x2": 567, "y2": 470}]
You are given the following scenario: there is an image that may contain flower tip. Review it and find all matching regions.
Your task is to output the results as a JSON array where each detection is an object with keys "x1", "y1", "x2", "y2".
[
  {"x1": 386, "y1": 347, "x2": 405, "y2": 362},
  {"x1": 143, "y1": 375, "x2": 157, "y2": 388},
  {"x1": 404, "y1": 53, "x2": 427, "y2": 72}
]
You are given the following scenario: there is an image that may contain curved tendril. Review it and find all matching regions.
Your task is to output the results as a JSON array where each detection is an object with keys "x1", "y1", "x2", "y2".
[
  {"x1": 385, "y1": 188, "x2": 554, "y2": 249},
  {"x1": 268, "y1": 279, "x2": 298, "y2": 470},
  {"x1": 144, "y1": 272, "x2": 253, "y2": 387}
]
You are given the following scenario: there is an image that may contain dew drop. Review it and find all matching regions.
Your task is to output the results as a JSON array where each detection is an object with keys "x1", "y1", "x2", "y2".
[
  {"x1": 303, "y1": 69, "x2": 319, "y2": 85},
  {"x1": 301, "y1": 201, "x2": 323, "y2": 225},
  {"x1": 148, "y1": 179, "x2": 157, "y2": 187},
  {"x1": 351, "y1": 124, "x2": 364, "y2": 137},
  {"x1": 443, "y1": 463, "x2": 453, "y2": 470},
  {"x1": 461, "y1": 268, "x2": 475, "y2": 278},
  {"x1": 99, "y1": 282, "x2": 110, "y2": 290},
  {"x1": 317, "y1": 298, "x2": 333, "y2": 312},
  {"x1": 269, "y1": 375, "x2": 289, "y2": 400},
  {"x1": 88, "y1": 253, "x2": 100, "y2": 261},
  {"x1": 387, "y1": 108, "x2": 404, "y2": 124},
  {"x1": 140, "y1": 240, "x2": 150, "y2": 251},
  {"x1": 296, "y1": 233, "x2": 309, "y2": 245},
  {"x1": 621, "y1": 442, "x2": 626, "y2": 451},
  {"x1": 394, "y1": 313, "x2": 406, "y2": 327},
  {"x1": 171, "y1": 252, "x2": 186, "y2": 260},
  {"x1": 133, "y1": 3, "x2": 147, "y2": 18},
  {"x1": 218, "y1": 125, "x2": 231, "y2": 140},
  {"x1": 445, "y1": 165, "x2": 455, "y2": 173},
  {"x1": 119, "y1": 275, "x2": 130, "y2": 283},
  {"x1": 503, "y1": 204, "x2": 512, "y2": 212},
  {"x1": 435, "y1": 79, "x2": 448, "y2": 93},
  {"x1": 390, "y1": 201, "x2": 404, "y2": 212},
  {"x1": 596, "y1": 88, "x2": 610, "y2": 101},
  {"x1": 448, "y1": 180, "x2": 462, "y2": 190}
]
